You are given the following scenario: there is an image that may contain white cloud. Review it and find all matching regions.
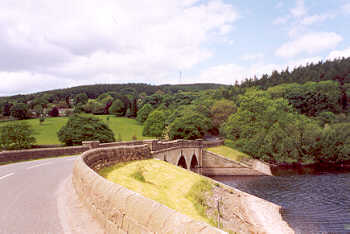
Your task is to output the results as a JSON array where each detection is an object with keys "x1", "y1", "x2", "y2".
[
  {"x1": 241, "y1": 53, "x2": 264, "y2": 61},
  {"x1": 327, "y1": 47, "x2": 350, "y2": 60},
  {"x1": 343, "y1": 3, "x2": 350, "y2": 14},
  {"x1": 275, "y1": 32, "x2": 343, "y2": 58},
  {"x1": 273, "y1": 16, "x2": 290, "y2": 25},
  {"x1": 290, "y1": 0, "x2": 307, "y2": 18},
  {"x1": 0, "y1": 0, "x2": 239, "y2": 96},
  {"x1": 0, "y1": 72, "x2": 72, "y2": 97},
  {"x1": 301, "y1": 13, "x2": 335, "y2": 25},
  {"x1": 192, "y1": 63, "x2": 282, "y2": 84},
  {"x1": 275, "y1": 2, "x2": 284, "y2": 9}
]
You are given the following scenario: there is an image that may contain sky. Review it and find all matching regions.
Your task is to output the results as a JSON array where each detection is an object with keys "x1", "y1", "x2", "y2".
[{"x1": 1, "y1": 0, "x2": 350, "y2": 96}]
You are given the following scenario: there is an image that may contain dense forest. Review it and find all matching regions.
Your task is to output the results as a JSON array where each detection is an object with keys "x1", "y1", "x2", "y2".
[{"x1": 1, "y1": 57, "x2": 350, "y2": 165}]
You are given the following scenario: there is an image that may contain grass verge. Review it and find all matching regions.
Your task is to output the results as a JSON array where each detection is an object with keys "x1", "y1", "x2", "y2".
[
  {"x1": 99, "y1": 159, "x2": 216, "y2": 225},
  {"x1": 207, "y1": 145, "x2": 250, "y2": 162}
]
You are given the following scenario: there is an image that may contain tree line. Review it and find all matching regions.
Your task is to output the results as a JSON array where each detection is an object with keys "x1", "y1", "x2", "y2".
[{"x1": 1, "y1": 57, "x2": 350, "y2": 165}]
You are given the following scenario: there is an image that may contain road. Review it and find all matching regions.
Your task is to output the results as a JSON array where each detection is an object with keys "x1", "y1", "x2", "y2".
[{"x1": 0, "y1": 156, "x2": 77, "y2": 234}]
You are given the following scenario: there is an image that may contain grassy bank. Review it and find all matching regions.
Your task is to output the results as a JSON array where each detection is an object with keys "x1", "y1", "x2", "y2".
[
  {"x1": 207, "y1": 145, "x2": 250, "y2": 162},
  {"x1": 0, "y1": 116, "x2": 151, "y2": 145},
  {"x1": 99, "y1": 159, "x2": 216, "y2": 226}
]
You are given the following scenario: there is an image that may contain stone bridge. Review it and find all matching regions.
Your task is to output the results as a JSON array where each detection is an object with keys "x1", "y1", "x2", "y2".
[{"x1": 146, "y1": 139, "x2": 272, "y2": 176}]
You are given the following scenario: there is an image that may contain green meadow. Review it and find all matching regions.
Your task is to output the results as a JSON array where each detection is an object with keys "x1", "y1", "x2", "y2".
[{"x1": 0, "y1": 115, "x2": 152, "y2": 145}]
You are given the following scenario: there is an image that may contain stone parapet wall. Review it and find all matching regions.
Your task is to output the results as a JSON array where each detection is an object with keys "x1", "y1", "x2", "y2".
[
  {"x1": 72, "y1": 145, "x2": 225, "y2": 234},
  {"x1": 0, "y1": 140, "x2": 151, "y2": 164},
  {"x1": 98, "y1": 140, "x2": 145, "y2": 148},
  {"x1": 202, "y1": 138, "x2": 225, "y2": 148},
  {"x1": 150, "y1": 139, "x2": 224, "y2": 151},
  {"x1": 202, "y1": 150, "x2": 272, "y2": 176},
  {"x1": 0, "y1": 146, "x2": 89, "y2": 163}
]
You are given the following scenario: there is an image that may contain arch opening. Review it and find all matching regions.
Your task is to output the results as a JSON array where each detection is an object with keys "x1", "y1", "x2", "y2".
[
  {"x1": 190, "y1": 155, "x2": 199, "y2": 172},
  {"x1": 177, "y1": 155, "x2": 187, "y2": 169}
]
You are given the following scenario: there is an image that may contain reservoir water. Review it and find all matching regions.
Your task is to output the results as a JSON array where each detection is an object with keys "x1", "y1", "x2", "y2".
[{"x1": 212, "y1": 169, "x2": 350, "y2": 234}]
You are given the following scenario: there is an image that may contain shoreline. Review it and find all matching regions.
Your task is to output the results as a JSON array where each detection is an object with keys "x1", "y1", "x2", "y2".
[
  {"x1": 271, "y1": 161, "x2": 350, "y2": 175},
  {"x1": 206, "y1": 177, "x2": 294, "y2": 234}
]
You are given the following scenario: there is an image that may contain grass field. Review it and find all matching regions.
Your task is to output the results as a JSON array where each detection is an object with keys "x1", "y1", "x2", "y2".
[
  {"x1": 0, "y1": 115, "x2": 151, "y2": 145},
  {"x1": 207, "y1": 145, "x2": 250, "y2": 162},
  {"x1": 99, "y1": 159, "x2": 216, "y2": 226}
]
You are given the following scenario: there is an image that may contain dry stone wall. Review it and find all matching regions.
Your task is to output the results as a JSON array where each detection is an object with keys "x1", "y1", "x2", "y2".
[{"x1": 72, "y1": 145, "x2": 225, "y2": 234}]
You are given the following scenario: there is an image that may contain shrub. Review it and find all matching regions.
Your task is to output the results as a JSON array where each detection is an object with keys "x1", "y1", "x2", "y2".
[
  {"x1": 57, "y1": 114, "x2": 115, "y2": 146},
  {"x1": 0, "y1": 122, "x2": 36, "y2": 150}
]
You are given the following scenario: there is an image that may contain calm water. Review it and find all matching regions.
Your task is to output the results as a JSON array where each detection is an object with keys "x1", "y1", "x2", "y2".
[{"x1": 212, "y1": 171, "x2": 350, "y2": 234}]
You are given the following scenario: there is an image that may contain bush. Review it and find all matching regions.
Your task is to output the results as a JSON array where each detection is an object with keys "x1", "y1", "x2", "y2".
[
  {"x1": 57, "y1": 114, "x2": 115, "y2": 145},
  {"x1": 0, "y1": 122, "x2": 36, "y2": 150}
]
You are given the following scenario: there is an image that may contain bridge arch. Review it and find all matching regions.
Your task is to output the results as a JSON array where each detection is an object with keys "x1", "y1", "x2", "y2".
[
  {"x1": 190, "y1": 154, "x2": 199, "y2": 172},
  {"x1": 177, "y1": 155, "x2": 187, "y2": 169}
]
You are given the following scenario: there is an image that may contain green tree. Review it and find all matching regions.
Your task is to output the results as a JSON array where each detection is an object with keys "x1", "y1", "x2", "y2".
[
  {"x1": 318, "y1": 123, "x2": 350, "y2": 163},
  {"x1": 316, "y1": 111, "x2": 336, "y2": 126},
  {"x1": 57, "y1": 114, "x2": 115, "y2": 146},
  {"x1": 210, "y1": 99, "x2": 237, "y2": 130},
  {"x1": 2, "y1": 102, "x2": 12, "y2": 116},
  {"x1": 74, "y1": 93, "x2": 88, "y2": 105},
  {"x1": 143, "y1": 110, "x2": 166, "y2": 137},
  {"x1": 221, "y1": 91, "x2": 322, "y2": 163},
  {"x1": 109, "y1": 99, "x2": 125, "y2": 116},
  {"x1": 168, "y1": 111, "x2": 212, "y2": 140},
  {"x1": 83, "y1": 100, "x2": 105, "y2": 114},
  {"x1": 100, "y1": 95, "x2": 114, "y2": 114},
  {"x1": 136, "y1": 104, "x2": 153, "y2": 123},
  {"x1": 33, "y1": 104, "x2": 43, "y2": 117},
  {"x1": 10, "y1": 103, "x2": 29, "y2": 120},
  {"x1": 0, "y1": 122, "x2": 36, "y2": 150}
]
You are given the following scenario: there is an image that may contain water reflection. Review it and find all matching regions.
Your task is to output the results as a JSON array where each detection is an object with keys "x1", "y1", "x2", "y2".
[{"x1": 212, "y1": 172, "x2": 350, "y2": 234}]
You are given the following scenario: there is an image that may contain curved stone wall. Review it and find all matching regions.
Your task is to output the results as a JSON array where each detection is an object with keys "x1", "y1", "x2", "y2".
[{"x1": 72, "y1": 145, "x2": 225, "y2": 234}]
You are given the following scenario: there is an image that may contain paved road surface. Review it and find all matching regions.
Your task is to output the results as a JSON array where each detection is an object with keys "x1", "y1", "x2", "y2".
[{"x1": 0, "y1": 156, "x2": 77, "y2": 234}]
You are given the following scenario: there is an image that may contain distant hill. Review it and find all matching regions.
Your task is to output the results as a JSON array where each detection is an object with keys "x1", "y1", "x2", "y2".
[{"x1": 0, "y1": 83, "x2": 227, "y2": 102}]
